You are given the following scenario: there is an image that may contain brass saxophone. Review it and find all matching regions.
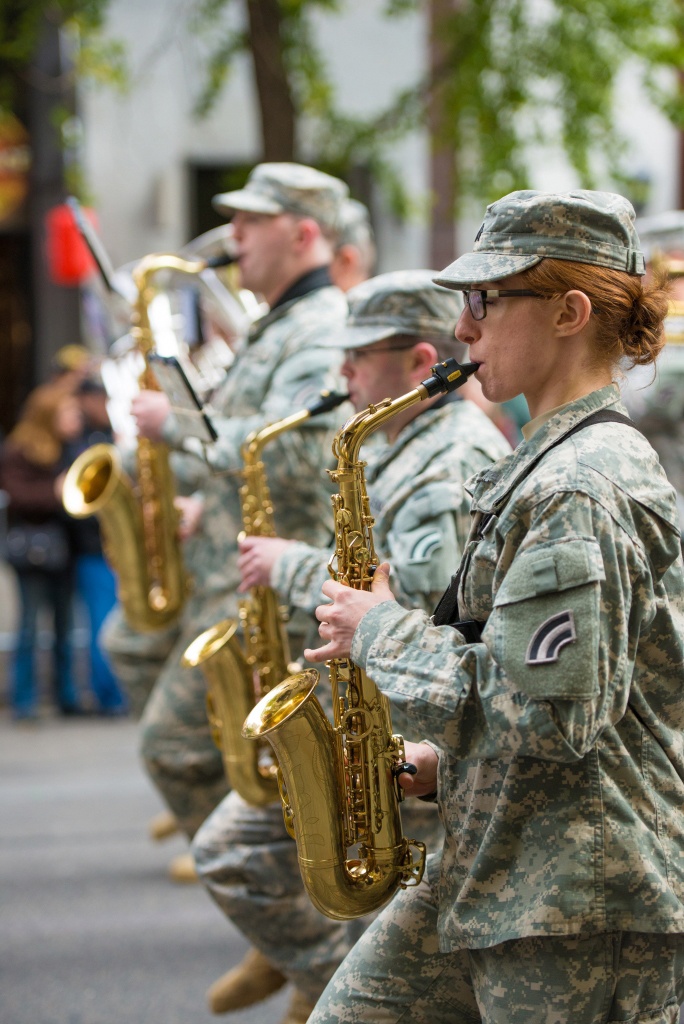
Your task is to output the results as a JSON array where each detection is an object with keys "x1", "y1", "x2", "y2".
[
  {"x1": 243, "y1": 358, "x2": 478, "y2": 920},
  {"x1": 62, "y1": 252, "x2": 232, "y2": 631},
  {"x1": 181, "y1": 390, "x2": 348, "y2": 806}
]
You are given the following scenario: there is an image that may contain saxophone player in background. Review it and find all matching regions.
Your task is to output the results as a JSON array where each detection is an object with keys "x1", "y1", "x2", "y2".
[
  {"x1": 127, "y1": 164, "x2": 356, "y2": 1021},
  {"x1": 303, "y1": 191, "x2": 684, "y2": 1024},
  {"x1": 190, "y1": 272, "x2": 511, "y2": 1022},
  {"x1": 110, "y1": 196, "x2": 375, "y2": 857}
]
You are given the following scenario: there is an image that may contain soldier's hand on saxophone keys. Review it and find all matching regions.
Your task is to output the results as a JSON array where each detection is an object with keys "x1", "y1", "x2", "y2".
[
  {"x1": 395, "y1": 741, "x2": 439, "y2": 798},
  {"x1": 304, "y1": 561, "x2": 395, "y2": 662},
  {"x1": 131, "y1": 390, "x2": 172, "y2": 441},
  {"x1": 174, "y1": 496, "x2": 204, "y2": 541},
  {"x1": 237, "y1": 536, "x2": 295, "y2": 591}
]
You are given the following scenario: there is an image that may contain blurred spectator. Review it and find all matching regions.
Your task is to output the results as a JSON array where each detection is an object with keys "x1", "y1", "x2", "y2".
[
  {"x1": 63, "y1": 377, "x2": 128, "y2": 716},
  {"x1": 0, "y1": 387, "x2": 85, "y2": 720},
  {"x1": 51, "y1": 343, "x2": 92, "y2": 380}
]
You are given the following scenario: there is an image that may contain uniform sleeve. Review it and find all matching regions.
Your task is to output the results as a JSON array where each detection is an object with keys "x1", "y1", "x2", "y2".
[
  {"x1": 272, "y1": 541, "x2": 333, "y2": 614},
  {"x1": 383, "y1": 479, "x2": 469, "y2": 614},
  {"x1": 350, "y1": 490, "x2": 659, "y2": 764},
  {"x1": 169, "y1": 449, "x2": 211, "y2": 493},
  {"x1": 182, "y1": 346, "x2": 343, "y2": 475},
  {"x1": 273, "y1": 479, "x2": 468, "y2": 616}
]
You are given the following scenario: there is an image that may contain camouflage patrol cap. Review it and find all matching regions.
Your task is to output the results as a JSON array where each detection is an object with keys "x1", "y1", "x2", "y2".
[
  {"x1": 336, "y1": 269, "x2": 463, "y2": 349},
  {"x1": 335, "y1": 198, "x2": 374, "y2": 250},
  {"x1": 434, "y1": 190, "x2": 646, "y2": 289},
  {"x1": 212, "y1": 162, "x2": 349, "y2": 230}
]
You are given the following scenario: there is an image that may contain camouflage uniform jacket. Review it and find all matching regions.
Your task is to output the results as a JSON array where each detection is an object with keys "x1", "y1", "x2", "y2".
[
  {"x1": 351, "y1": 383, "x2": 684, "y2": 950},
  {"x1": 161, "y1": 284, "x2": 348, "y2": 625},
  {"x1": 273, "y1": 397, "x2": 511, "y2": 616}
]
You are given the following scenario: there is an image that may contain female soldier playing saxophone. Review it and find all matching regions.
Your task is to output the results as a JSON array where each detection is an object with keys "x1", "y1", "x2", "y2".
[{"x1": 304, "y1": 190, "x2": 684, "y2": 1024}]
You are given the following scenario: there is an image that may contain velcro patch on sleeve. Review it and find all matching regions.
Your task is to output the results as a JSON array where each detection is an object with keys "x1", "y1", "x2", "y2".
[{"x1": 490, "y1": 538, "x2": 604, "y2": 699}]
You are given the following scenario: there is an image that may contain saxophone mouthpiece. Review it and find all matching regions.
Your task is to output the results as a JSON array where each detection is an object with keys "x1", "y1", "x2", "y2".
[
  {"x1": 205, "y1": 253, "x2": 238, "y2": 269},
  {"x1": 422, "y1": 358, "x2": 479, "y2": 398},
  {"x1": 307, "y1": 391, "x2": 349, "y2": 417}
]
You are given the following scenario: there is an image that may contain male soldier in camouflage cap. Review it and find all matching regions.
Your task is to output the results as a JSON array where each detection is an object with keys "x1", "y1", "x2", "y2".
[
  {"x1": 329, "y1": 198, "x2": 376, "y2": 293},
  {"x1": 190, "y1": 270, "x2": 511, "y2": 1020},
  {"x1": 130, "y1": 162, "x2": 352, "y2": 1024}
]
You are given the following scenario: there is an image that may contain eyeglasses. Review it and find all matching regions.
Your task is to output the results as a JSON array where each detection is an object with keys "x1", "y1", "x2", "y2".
[
  {"x1": 343, "y1": 340, "x2": 418, "y2": 363},
  {"x1": 461, "y1": 289, "x2": 544, "y2": 321}
]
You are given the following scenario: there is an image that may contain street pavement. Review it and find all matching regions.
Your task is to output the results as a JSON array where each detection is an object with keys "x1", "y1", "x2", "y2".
[
  {"x1": 0, "y1": 711, "x2": 292, "y2": 1024},
  {"x1": 2, "y1": 561, "x2": 683, "y2": 1024}
]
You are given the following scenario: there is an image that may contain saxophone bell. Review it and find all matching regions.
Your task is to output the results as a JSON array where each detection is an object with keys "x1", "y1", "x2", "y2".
[
  {"x1": 182, "y1": 391, "x2": 348, "y2": 806},
  {"x1": 242, "y1": 366, "x2": 479, "y2": 920},
  {"x1": 62, "y1": 440, "x2": 185, "y2": 631}
]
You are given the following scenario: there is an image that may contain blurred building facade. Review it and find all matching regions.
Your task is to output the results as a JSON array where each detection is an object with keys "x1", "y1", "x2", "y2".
[{"x1": 2, "y1": 0, "x2": 683, "y2": 415}]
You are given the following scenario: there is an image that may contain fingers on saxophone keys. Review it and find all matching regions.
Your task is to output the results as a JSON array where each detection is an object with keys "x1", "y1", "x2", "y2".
[
  {"x1": 315, "y1": 602, "x2": 333, "y2": 622},
  {"x1": 304, "y1": 644, "x2": 333, "y2": 663},
  {"x1": 317, "y1": 620, "x2": 333, "y2": 640}
]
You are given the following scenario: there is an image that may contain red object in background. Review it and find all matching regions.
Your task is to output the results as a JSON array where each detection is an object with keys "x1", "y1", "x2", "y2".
[{"x1": 45, "y1": 203, "x2": 98, "y2": 286}]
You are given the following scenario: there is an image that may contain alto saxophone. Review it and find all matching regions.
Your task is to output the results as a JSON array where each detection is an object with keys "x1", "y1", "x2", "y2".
[
  {"x1": 181, "y1": 390, "x2": 348, "y2": 806},
  {"x1": 62, "y1": 252, "x2": 232, "y2": 631},
  {"x1": 243, "y1": 358, "x2": 478, "y2": 920}
]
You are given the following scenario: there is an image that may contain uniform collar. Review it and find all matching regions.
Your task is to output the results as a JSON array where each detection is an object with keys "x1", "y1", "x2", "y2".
[
  {"x1": 247, "y1": 269, "x2": 334, "y2": 344},
  {"x1": 470, "y1": 383, "x2": 623, "y2": 511},
  {"x1": 366, "y1": 400, "x2": 457, "y2": 479}
]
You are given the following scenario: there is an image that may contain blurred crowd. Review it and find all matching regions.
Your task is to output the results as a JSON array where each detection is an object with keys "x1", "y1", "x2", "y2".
[{"x1": 0, "y1": 344, "x2": 127, "y2": 721}]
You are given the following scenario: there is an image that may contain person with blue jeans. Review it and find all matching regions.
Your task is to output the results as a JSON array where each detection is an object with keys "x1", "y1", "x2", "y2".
[
  {"x1": 1, "y1": 386, "x2": 85, "y2": 719},
  {"x1": 63, "y1": 377, "x2": 128, "y2": 716}
]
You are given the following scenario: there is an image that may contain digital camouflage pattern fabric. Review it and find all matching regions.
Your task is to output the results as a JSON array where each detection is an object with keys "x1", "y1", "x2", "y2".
[
  {"x1": 335, "y1": 198, "x2": 373, "y2": 251},
  {"x1": 192, "y1": 395, "x2": 512, "y2": 1003},
  {"x1": 337, "y1": 269, "x2": 463, "y2": 348},
  {"x1": 351, "y1": 384, "x2": 684, "y2": 950},
  {"x1": 140, "y1": 284, "x2": 348, "y2": 838},
  {"x1": 434, "y1": 190, "x2": 646, "y2": 287},
  {"x1": 274, "y1": 396, "x2": 511, "y2": 627},
  {"x1": 212, "y1": 162, "x2": 349, "y2": 229},
  {"x1": 309, "y1": 876, "x2": 684, "y2": 1024}
]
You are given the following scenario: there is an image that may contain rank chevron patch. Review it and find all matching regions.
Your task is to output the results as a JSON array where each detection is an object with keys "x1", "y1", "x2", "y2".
[{"x1": 525, "y1": 610, "x2": 577, "y2": 665}]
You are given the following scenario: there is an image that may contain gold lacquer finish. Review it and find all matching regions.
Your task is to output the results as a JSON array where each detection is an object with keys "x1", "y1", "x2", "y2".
[
  {"x1": 182, "y1": 391, "x2": 347, "y2": 806},
  {"x1": 243, "y1": 358, "x2": 478, "y2": 920},
  {"x1": 62, "y1": 254, "x2": 224, "y2": 630}
]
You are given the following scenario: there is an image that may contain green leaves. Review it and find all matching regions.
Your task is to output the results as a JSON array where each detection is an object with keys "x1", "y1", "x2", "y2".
[
  {"x1": 0, "y1": 1, "x2": 128, "y2": 109},
  {"x1": 7, "y1": 0, "x2": 684, "y2": 219}
]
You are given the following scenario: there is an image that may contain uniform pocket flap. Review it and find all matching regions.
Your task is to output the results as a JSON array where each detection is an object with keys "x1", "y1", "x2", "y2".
[{"x1": 493, "y1": 537, "x2": 605, "y2": 607}]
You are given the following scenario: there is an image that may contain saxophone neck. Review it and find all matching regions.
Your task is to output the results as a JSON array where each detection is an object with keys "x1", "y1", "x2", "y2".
[
  {"x1": 241, "y1": 390, "x2": 348, "y2": 466},
  {"x1": 242, "y1": 408, "x2": 311, "y2": 466},
  {"x1": 333, "y1": 358, "x2": 478, "y2": 466},
  {"x1": 131, "y1": 252, "x2": 233, "y2": 361}
]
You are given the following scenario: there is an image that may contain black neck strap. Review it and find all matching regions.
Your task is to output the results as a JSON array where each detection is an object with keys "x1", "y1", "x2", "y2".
[{"x1": 432, "y1": 409, "x2": 641, "y2": 632}]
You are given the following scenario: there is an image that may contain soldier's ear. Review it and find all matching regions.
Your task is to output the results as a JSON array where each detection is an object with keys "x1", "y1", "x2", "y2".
[
  {"x1": 555, "y1": 290, "x2": 592, "y2": 337},
  {"x1": 411, "y1": 341, "x2": 439, "y2": 375},
  {"x1": 294, "y1": 216, "x2": 322, "y2": 252}
]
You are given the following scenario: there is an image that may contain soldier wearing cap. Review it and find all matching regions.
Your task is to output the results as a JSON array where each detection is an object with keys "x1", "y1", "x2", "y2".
[
  {"x1": 126, "y1": 165, "x2": 351, "y2": 995},
  {"x1": 303, "y1": 191, "x2": 684, "y2": 1023},
  {"x1": 329, "y1": 198, "x2": 376, "y2": 293},
  {"x1": 190, "y1": 271, "x2": 511, "y2": 1020}
]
